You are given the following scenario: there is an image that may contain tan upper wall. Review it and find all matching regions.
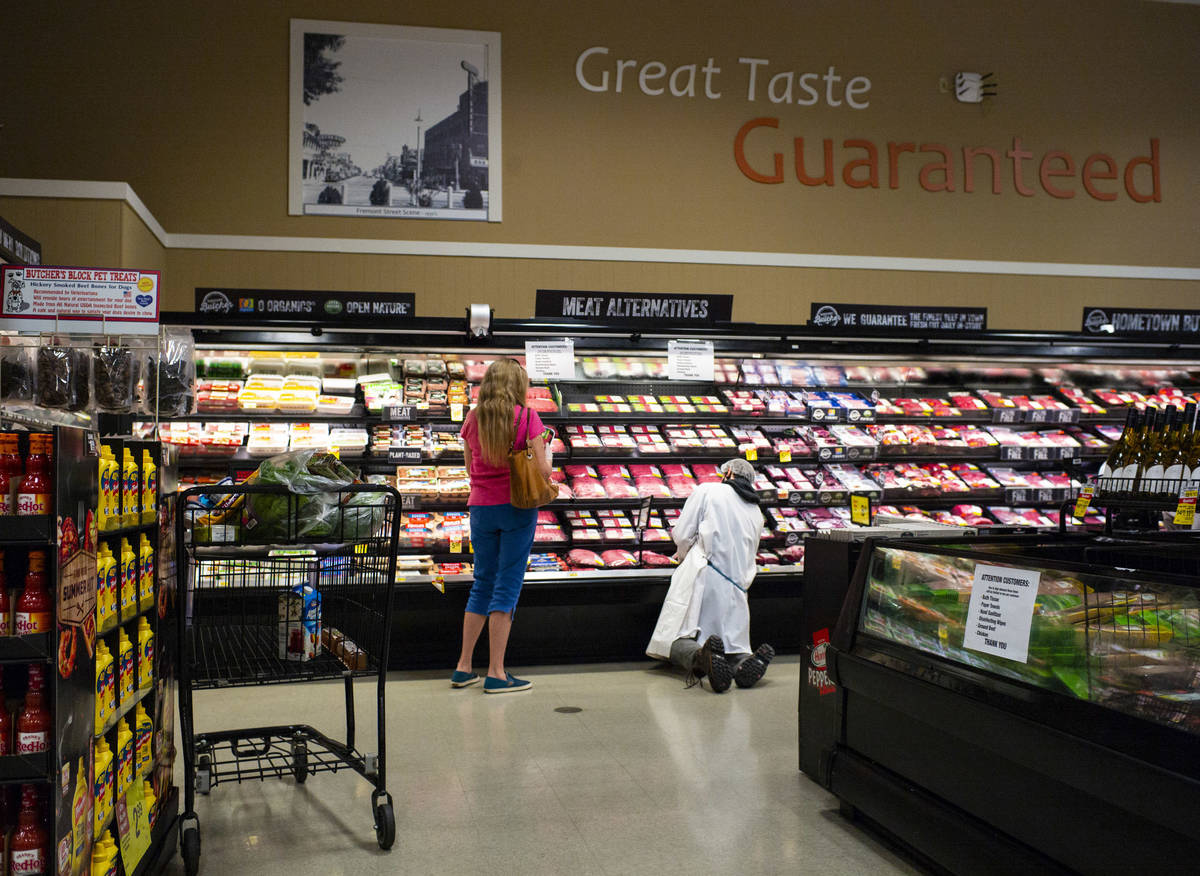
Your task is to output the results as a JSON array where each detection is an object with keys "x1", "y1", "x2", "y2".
[{"x1": 1, "y1": 1, "x2": 1197, "y2": 326}]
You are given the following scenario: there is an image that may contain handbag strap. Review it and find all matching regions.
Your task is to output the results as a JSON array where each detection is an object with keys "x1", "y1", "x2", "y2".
[{"x1": 511, "y1": 405, "x2": 531, "y2": 453}]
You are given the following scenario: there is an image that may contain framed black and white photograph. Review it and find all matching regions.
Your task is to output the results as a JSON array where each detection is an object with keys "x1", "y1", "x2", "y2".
[{"x1": 289, "y1": 19, "x2": 501, "y2": 221}]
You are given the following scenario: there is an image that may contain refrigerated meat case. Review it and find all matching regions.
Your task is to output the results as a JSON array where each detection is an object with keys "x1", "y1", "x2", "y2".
[
  {"x1": 146, "y1": 313, "x2": 1200, "y2": 668},
  {"x1": 803, "y1": 530, "x2": 1200, "y2": 874}
]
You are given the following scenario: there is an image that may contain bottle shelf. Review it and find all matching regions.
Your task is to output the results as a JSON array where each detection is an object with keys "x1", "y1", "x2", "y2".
[
  {"x1": 0, "y1": 633, "x2": 52, "y2": 663},
  {"x1": 96, "y1": 599, "x2": 157, "y2": 637},
  {"x1": 0, "y1": 751, "x2": 51, "y2": 784},
  {"x1": 95, "y1": 683, "x2": 153, "y2": 739},
  {"x1": 0, "y1": 515, "x2": 54, "y2": 544}
]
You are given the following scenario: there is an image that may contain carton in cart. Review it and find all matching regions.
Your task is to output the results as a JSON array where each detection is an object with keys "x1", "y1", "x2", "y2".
[{"x1": 278, "y1": 583, "x2": 322, "y2": 661}]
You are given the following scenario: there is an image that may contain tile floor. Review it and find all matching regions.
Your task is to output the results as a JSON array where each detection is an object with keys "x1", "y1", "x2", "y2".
[{"x1": 163, "y1": 656, "x2": 927, "y2": 876}]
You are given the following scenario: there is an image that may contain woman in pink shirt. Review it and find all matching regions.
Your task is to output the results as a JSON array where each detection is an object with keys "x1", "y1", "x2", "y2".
[{"x1": 452, "y1": 358, "x2": 552, "y2": 694}]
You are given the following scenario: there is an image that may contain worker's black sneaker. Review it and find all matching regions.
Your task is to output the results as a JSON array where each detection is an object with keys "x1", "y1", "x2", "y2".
[
  {"x1": 695, "y1": 635, "x2": 732, "y2": 693},
  {"x1": 733, "y1": 643, "x2": 776, "y2": 689}
]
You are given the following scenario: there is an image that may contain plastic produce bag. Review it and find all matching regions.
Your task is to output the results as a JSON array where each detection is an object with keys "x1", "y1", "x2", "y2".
[{"x1": 244, "y1": 449, "x2": 384, "y2": 540}]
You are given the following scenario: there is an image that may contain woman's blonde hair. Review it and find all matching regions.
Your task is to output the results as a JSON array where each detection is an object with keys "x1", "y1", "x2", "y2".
[{"x1": 475, "y1": 358, "x2": 529, "y2": 465}]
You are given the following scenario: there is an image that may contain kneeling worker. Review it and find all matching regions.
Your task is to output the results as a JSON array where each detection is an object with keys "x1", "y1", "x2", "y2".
[{"x1": 646, "y1": 458, "x2": 775, "y2": 692}]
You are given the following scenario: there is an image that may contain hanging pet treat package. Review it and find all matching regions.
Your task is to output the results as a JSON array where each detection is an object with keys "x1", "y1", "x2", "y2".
[
  {"x1": 0, "y1": 336, "x2": 36, "y2": 405},
  {"x1": 94, "y1": 340, "x2": 139, "y2": 413},
  {"x1": 36, "y1": 337, "x2": 91, "y2": 411},
  {"x1": 143, "y1": 327, "x2": 196, "y2": 417}
]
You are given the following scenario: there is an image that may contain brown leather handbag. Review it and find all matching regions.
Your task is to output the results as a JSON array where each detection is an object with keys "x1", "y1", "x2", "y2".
[{"x1": 508, "y1": 406, "x2": 557, "y2": 509}]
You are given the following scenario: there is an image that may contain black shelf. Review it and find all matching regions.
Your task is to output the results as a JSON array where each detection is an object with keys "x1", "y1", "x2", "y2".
[
  {"x1": 0, "y1": 633, "x2": 52, "y2": 663},
  {"x1": 0, "y1": 752, "x2": 52, "y2": 784},
  {"x1": 0, "y1": 515, "x2": 54, "y2": 544},
  {"x1": 98, "y1": 520, "x2": 158, "y2": 541},
  {"x1": 95, "y1": 684, "x2": 152, "y2": 739}
]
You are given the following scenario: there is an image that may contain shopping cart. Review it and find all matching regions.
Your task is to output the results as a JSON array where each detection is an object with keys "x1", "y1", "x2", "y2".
[{"x1": 175, "y1": 483, "x2": 401, "y2": 875}]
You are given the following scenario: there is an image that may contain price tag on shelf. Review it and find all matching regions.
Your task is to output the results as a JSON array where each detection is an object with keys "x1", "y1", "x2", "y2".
[
  {"x1": 1072, "y1": 484, "x2": 1095, "y2": 519},
  {"x1": 1173, "y1": 487, "x2": 1198, "y2": 527},
  {"x1": 450, "y1": 534, "x2": 462, "y2": 554},
  {"x1": 778, "y1": 448, "x2": 792, "y2": 463},
  {"x1": 744, "y1": 446, "x2": 757, "y2": 462},
  {"x1": 431, "y1": 574, "x2": 445, "y2": 594},
  {"x1": 116, "y1": 780, "x2": 152, "y2": 872},
  {"x1": 524, "y1": 339, "x2": 575, "y2": 381},
  {"x1": 667, "y1": 340, "x2": 714, "y2": 381},
  {"x1": 450, "y1": 403, "x2": 464, "y2": 422},
  {"x1": 849, "y1": 494, "x2": 872, "y2": 526}
]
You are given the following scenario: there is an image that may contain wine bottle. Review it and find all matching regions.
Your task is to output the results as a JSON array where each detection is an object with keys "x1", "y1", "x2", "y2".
[
  {"x1": 1178, "y1": 402, "x2": 1200, "y2": 483},
  {"x1": 1142, "y1": 405, "x2": 1180, "y2": 494},
  {"x1": 1098, "y1": 407, "x2": 1136, "y2": 479},
  {"x1": 1128, "y1": 405, "x2": 1161, "y2": 495}
]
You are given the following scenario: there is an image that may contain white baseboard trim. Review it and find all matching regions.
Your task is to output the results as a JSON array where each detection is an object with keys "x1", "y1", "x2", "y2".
[{"x1": 3, "y1": 177, "x2": 1197, "y2": 281}]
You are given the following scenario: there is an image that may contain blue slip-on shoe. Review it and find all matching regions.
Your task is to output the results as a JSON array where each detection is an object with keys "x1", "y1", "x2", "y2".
[
  {"x1": 483, "y1": 673, "x2": 533, "y2": 694},
  {"x1": 450, "y1": 670, "x2": 481, "y2": 688}
]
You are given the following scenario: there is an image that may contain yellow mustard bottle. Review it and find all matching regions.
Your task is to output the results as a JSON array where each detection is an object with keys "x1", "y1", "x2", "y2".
[
  {"x1": 134, "y1": 702, "x2": 153, "y2": 777},
  {"x1": 94, "y1": 736, "x2": 114, "y2": 833},
  {"x1": 99, "y1": 444, "x2": 118, "y2": 530},
  {"x1": 95, "y1": 640, "x2": 114, "y2": 733},
  {"x1": 138, "y1": 534, "x2": 155, "y2": 611},
  {"x1": 116, "y1": 717, "x2": 134, "y2": 797},
  {"x1": 136, "y1": 616, "x2": 154, "y2": 692},
  {"x1": 97, "y1": 541, "x2": 117, "y2": 629},
  {"x1": 117, "y1": 627, "x2": 135, "y2": 704},
  {"x1": 91, "y1": 828, "x2": 118, "y2": 876},
  {"x1": 119, "y1": 447, "x2": 137, "y2": 527},
  {"x1": 140, "y1": 448, "x2": 157, "y2": 524},
  {"x1": 142, "y1": 780, "x2": 157, "y2": 827},
  {"x1": 119, "y1": 537, "x2": 136, "y2": 621},
  {"x1": 72, "y1": 755, "x2": 88, "y2": 872}
]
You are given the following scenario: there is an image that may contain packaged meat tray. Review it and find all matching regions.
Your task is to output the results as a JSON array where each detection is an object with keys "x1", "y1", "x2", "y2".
[
  {"x1": 527, "y1": 554, "x2": 564, "y2": 572},
  {"x1": 566, "y1": 549, "x2": 605, "y2": 569},
  {"x1": 600, "y1": 549, "x2": 638, "y2": 568},
  {"x1": 640, "y1": 551, "x2": 677, "y2": 567},
  {"x1": 947, "y1": 463, "x2": 1002, "y2": 493},
  {"x1": 988, "y1": 506, "x2": 1056, "y2": 528}
]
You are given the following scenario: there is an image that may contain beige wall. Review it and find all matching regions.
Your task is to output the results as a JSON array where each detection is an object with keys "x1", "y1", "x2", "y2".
[
  {"x1": 0, "y1": 197, "x2": 123, "y2": 267},
  {"x1": 2, "y1": 1, "x2": 1197, "y2": 327}
]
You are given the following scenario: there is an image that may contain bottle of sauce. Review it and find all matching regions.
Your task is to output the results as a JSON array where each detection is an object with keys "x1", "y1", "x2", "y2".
[
  {"x1": 134, "y1": 703, "x2": 153, "y2": 776},
  {"x1": 136, "y1": 617, "x2": 154, "y2": 692},
  {"x1": 99, "y1": 543, "x2": 118, "y2": 629},
  {"x1": 16, "y1": 665, "x2": 50, "y2": 754},
  {"x1": 0, "y1": 434, "x2": 22, "y2": 513},
  {"x1": 94, "y1": 640, "x2": 114, "y2": 734},
  {"x1": 140, "y1": 448, "x2": 157, "y2": 525},
  {"x1": 117, "y1": 628, "x2": 135, "y2": 705},
  {"x1": 90, "y1": 828, "x2": 118, "y2": 876},
  {"x1": 0, "y1": 549, "x2": 9, "y2": 635},
  {"x1": 118, "y1": 538, "x2": 136, "y2": 622},
  {"x1": 0, "y1": 447, "x2": 11, "y2": 516},
  {"x1": 98, "y1": 445, "x2": 118, "y2": 531},
  {"x1": 93, "y1": 737, "x2": 113, "y2": 834},
  {"x1": 0, "y1": 671, "x2": 10, "y2": 755},
  {"x1": 137, "y1": 534, "x2": 154, "y2": 611},
  {"x1": 120, "y1": 448, "x2": 139, "y2": 527},
  {"x1": 71, "y1": 756, "x2": 88, "y2": 874},
  {"x1": 16, "y1": 434, "x2": 51, "y2": 517},
  {"x1": 142, "y1": 780, "x2": 157, "y2": 828},
  {"x1": 16, "y1": 551, "x2": 52, "y2": 636},
  {"x1": 115, "y1": 718, "x2": 133, "y2": 797},
  {"x1": 9, "y1": 784, "x2": 48, "y2": 875}
]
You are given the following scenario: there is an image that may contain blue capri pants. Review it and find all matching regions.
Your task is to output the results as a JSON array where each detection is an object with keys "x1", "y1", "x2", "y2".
[{"x1": 466, "y1": 503, "x2": 537, "y2": 615}]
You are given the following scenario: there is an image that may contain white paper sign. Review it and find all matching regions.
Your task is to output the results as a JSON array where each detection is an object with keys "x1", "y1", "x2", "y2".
[
  {"x1": 667, "y1": 340, "x2": 714, "y2": 381},
  {"x1": 524, "y1": 340, "x2": 575, "y2": 381},
  {"x1": 0, "y1": 265, "x2": 160, "y2": 335},
  {"x1": 962, "y1": 563, "x2": 1042, "y2": 663}
]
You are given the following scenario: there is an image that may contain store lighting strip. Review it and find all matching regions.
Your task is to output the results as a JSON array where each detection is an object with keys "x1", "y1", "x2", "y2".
[{"x1": 2, "y1": 177, "x2": 1198, "y2": 281}]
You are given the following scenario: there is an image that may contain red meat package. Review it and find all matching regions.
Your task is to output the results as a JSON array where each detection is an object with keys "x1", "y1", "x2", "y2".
[
  {"x1": 566, "y1": 549, "x2": 605, "y2": 568},
  {"x1": 640, "y1": 550, "x2": 678, "y2": 567},
  {"x1": 666, "y1": 477, "x2": 696, "y2": 498},
  {"x1": 779, "y1": 544, "x2": 805, "y2": 564},
  {"x1": 601, "y1": 549, "x2": 638, "y2": 568},
  {"x1": 571, "y1": 477, "x2": 607, "y2": 499},
  {"x1": 635, "y1": 478, "x2": 672, "y2": 499},
  {"x1": 597, "y1": 464, "x2": 631, "y2": 479},
  {"x1": 534, "y1": 525, "x2": 565, "y2": 542},
  {"x1": 556, "y1": 483, "x2": 574, "y2": 500},
  {"x1": 603, "y1": 478, "x2": 639, "y2": 499},
  {"x1": 537, "y1": 510, "x2": 558, "y2": 524},
  {"x1": 565, "y1": 465, "x2": 597, "y2": 478}
]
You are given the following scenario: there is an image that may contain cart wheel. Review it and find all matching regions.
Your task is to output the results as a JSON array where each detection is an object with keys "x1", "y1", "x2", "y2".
[
  {"x1": 196, "y1": 754, "x2": 212, "y2": 796},
  {"x1": 374, "y1": 801, "x2": 395, "y2": 850},
  {"x1": 292, "y1": 743, "x2": 308, "y2": 784},
  {"x1": 182, "y1": 825, "x2": 201, "y2": 875}
]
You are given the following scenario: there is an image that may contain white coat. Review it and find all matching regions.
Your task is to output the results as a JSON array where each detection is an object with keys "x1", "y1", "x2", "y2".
[{"x1": 646, "y1": 481, "x2": 763, "y2": 659}]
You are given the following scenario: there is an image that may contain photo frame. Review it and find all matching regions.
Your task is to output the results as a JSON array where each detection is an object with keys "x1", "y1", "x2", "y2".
[{"x1": 288, "y1": 19, "x2": 502, "y2": 221}]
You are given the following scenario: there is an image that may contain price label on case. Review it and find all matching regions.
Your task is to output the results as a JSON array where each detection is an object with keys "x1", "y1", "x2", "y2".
[
  {"x1": 849, "y1": 493, "x2": 872, "y2": 526},
  {"x1": 449, "y1": 534, "x2": 463, "y2": 554},
  {"x1": 450, "y1": 403, "x2": 464, "y2": 422},
  {"x1": 431, "y1": 574, "x2": 445, "y2": 594},
  {"x1": 744, "y1": 446, "x2": 757, "y2": 462},
  {"x1": 1072, "y1": 484, "x2": 1095, "y2": 519},
  {"x1": 778, "y1": 448, "x2": 792, "y2": 463},
  {"x1": 1173, "y1": 487, "x2": 1198, "y2": 527}
]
